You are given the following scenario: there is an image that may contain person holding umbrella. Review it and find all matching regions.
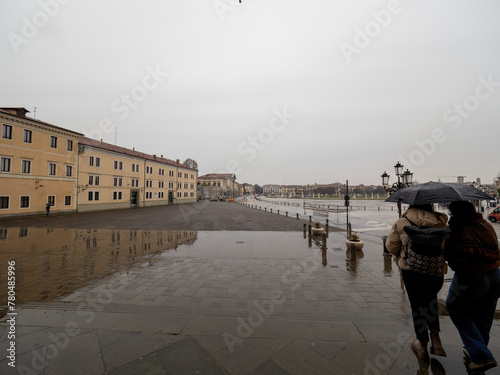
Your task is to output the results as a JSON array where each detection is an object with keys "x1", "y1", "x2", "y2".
[
  {"x1": 445, "y1": 201, "x2": 500, "y2": 372},
  {"x1": 386, "y1": 203, "x2": 449, "y2": 360}
]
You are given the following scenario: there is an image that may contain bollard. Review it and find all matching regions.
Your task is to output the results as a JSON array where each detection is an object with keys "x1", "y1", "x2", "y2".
[
  {"x1": 296, "y1": 213, "x2": 299, "y2": 219},
  {"x1": 321, "y1": 232, "x2": 327, "y2": 249},
  {"x1": 286, "y1": 211, "x2": 288, "y2": 217},
  {"x1": 350, "y1": 242, "x2": 357, "y2": 260},
  {"x1": 271, "y1": 208, "x2": 273, "y2": 213},
  {"x1": 326, "y1": 219, "x2": 329, "y2": 236},
  {"x1": 265, "y1": 207, "x2": 267, "y2": 212},
  {"x1": 308, "y1": 225, "x2": 312, "y2": 247},
  {"x1": 309, "y1": 215, "x2": 312, "y2": 222},
  {"x1": 278, "y1": 210, "x2": 279, "y2": 215},
  {"x1": 303, "y1": 223, "x2": 307, "y2": 238}
]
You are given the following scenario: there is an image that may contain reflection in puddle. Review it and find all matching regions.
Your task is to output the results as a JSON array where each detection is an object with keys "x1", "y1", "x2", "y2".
[{"x1": 0, "y1": 227, "x2": 197, "y2": 316}]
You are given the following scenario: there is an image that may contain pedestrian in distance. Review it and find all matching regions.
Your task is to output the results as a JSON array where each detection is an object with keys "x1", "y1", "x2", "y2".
[
  {"x1": 386, "y1": 204, "x2": 449, "y2": 361},
  {"x1": 445, "y1": 200, "x2": 500, "y2": 373},
  {"x1": 46, "y1": 203, "x2": 50, "y2": 216}
]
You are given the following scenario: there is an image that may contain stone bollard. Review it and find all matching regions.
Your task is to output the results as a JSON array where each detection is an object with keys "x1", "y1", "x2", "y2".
[
  {"x1": 296, "y1": 213, "x2": 299, "y2": 219},
  {"x1": 321, "y1": 232, "x2": 327, "y2": 250},
  {"x1": 271, "y1": 208, "x2": 273, "y2": 213},
  {"x1": 350, "y1": 242, "x2": 357, "y2": 260},
  {"x1": 286, "y1": 211, "x2": 288, "y2": 217},
  {"x1": 265, "y1": 207, "x2": 267, "y2": 212},
  {"x1": 309, "y1": 215, "x2": 312, "y2": 222}
]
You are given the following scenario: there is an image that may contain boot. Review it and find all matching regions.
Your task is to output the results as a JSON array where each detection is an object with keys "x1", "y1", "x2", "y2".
[
  {"x1": 411, "y1": 338, "x2": 429, "y2": 361},
  {"x1": 430, "y1": 331, "x2": 447, "y2": 357}
]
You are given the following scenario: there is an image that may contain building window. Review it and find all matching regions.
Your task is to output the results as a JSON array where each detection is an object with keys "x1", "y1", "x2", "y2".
[
  {"x1": 184, "y1": 192, "x2": 188, "y2": 197},
  {"x1": 190, "y1": 184, "x2": 194, "y2": 189},
  {"x1": 113, "y1": 177, "x2": 123, "y2": 187},
  {"x1": 20, "y1": 196, "x2": 30, "y2": 208},
  {"x1": 191, "y1": 174, "x2": 195, "y2": 179},
  {"x1": 88, "y1": 192, "x2": 99, "y2": 201},
  {"x1": 49, "y1": 163, "x2": 56, "y2": 176},
  {"x1": 67, "y1": 140, "x2": 73, "y2": 151},
  {"x1": 2, "y1": 125, "x2": 12, "y2": 139},
  {"x1": 96, "y1": 157, "x2": 100, "y2": 167},
  {"x1": 89, "y1": 175, "x2": 100, "y2": 186},
  {"x1": 177, "y1": 192, "x2": 181, "y2": 198},
  {"x1": 114, "y1": 161, "x2": 123, "y2": 170},
  {"x1": 89, "y1": 156, "x2": 94, "y2": 166},
  {"x1": 1, "y1": 157, "x2": 11, "y2": 172},
  {"x1": 22, "y1": 160, "x2": 31, "y2": 174},
  {"x1": 19, "y1": 228, "x2": 28, "y2": 237},
  {"x1": 66, "y1": 165, "x2": 72, "y2": 177},
  {"x1": 23, "y1": 129, "x2": 32, "y2": 143},
  {"x1": 184, "y1": 173, "x2": 188, "y2": 178},
  {"x1": 131, "y1": 164, "x2": 139, "y2": 172},
  {"x1": 47, "y1": 196, "x2": 55, "y2": 206},
  {"x1": 132, "y1": 164, "x2": 135, "y2": 172},
  {"x1": 0, "y1": 196, "x2": 9, "y2": 209},
  {"x1": 113, "y1": 192, "x2": 123, "y2": 200},
  {"x1": 65, "y1": 196, "x2": 71, "y2": 206},
  {"x1": 184, "y1": 183, "x2": 188, "y2": 189},
  {"x1": 159, "y1": 181, "x2": 164, "y2": 188},
  {"x1": 169, "y1": 170, "x2": 174, "y2": 177},
  {"x1": 50, "y1": 136, "x2": 57, "y2": 148},
  {"x1": 178, "y1": 172, "x2": 182, "y2": 178},
  {"x1": 190, "y1": 192, "x2": 194, "y2": 197}
]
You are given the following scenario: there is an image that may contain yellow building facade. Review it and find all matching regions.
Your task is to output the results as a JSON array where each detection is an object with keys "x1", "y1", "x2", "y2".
[
  {"x1": 0, "y1": 108, "x2": 198, "y2": 218},
  {"x1": 77, "y1": 137, "x2": 198, "y2": 212},
  {"x1": 0, "y1": 108, "x2": 82, "y2": 217}
]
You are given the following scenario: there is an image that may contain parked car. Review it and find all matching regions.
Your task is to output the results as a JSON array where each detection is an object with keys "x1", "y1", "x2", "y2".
[{"x1": 489, "y1": 207, "x2": 500, "y2": 223}]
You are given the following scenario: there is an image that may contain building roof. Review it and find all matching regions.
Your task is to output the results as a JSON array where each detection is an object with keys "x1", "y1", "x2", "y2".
[
  {"x1": 0, "y1": 107, "x2": 84, "y2": 137},
  {"x1": 79, "y1": 137, "x2": 197, "y2": 171},
  {"x1": 198, "y1": 173, "x2": 236, "y2": 179}
]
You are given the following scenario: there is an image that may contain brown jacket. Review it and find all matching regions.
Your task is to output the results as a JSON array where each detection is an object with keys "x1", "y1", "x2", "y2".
[{"x1": 386, "y1": 208, "x2": 448, "y2": 270}]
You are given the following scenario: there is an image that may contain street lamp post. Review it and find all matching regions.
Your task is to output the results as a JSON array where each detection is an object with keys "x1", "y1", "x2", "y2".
[{"x1": 381, "y1": 161, "x2": 413, "y2": 217}]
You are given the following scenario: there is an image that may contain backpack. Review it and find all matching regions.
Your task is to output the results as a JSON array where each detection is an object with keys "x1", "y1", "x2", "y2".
[{"x1": 403, "y1": 218, "x2": 451, "y2": 277}]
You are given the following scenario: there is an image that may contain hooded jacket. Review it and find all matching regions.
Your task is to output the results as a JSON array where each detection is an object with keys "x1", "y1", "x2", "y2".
[{"x1": 386, "y1": 208, "x2": 448, "y2": 270}]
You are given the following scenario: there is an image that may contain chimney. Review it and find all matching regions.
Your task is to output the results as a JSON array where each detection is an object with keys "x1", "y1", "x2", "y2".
[
  {"x1": 176, "y1": 159, "x2": 179, "y2": 163},
  {"x1": 153, "y1": 154, "x2": 157, "y2": 160},
  {"x1": 133, "y1": 147, "x2": 135, "y2": 151},
  {"x1": 161, "y1": 155, "x2": 163, "y2": 158},
  {"x1": 100, "y1": 139, "x2": 103, "y2": 144},
  {"x1": 1, "y1": 107, "x2": 30, "y2": 117}
]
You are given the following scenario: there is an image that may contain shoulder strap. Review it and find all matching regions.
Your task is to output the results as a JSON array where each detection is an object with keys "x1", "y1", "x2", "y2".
[{"x1": 406, "y1": 217, "x2": 418, "y2": 227}]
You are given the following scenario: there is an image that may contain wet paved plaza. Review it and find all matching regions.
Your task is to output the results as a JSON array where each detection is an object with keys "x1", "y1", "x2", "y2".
[{"x1": 1, "y1": 201, "x2": 500, "y2": 374}]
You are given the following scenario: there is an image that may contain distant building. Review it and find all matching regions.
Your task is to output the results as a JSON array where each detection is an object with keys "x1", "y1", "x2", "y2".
[
  {"x1": 262, "y1": 184, "x2": 281, "y2": 196},
  {"x1": 0, "y1": 107, "x2": 198, "y2": 218},
  {"x1": 198, "y1": 173, "x2": 238, "y2": 199},
  {"x1": 241, "y1": 183, "x2": 255, "y2": 195},
  {"x1": 77, "y1": 138, "x2": 197, "y2": 212},
  {"x1": 0, "y1": 108, "x2": 83, "y2": 217}
]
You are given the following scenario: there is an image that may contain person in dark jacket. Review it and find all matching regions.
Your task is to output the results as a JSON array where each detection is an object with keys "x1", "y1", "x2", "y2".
[
  {"x1": 386, "y1": 204, "x2": 448, "y2": 360},
  {"x1": 445, "y1": 201, "x2": 500, "y2": 372}
]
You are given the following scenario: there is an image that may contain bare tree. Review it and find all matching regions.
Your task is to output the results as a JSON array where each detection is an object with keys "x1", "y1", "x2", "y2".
[{"x1": 183, "y1": 158, "x2": 198, "y2": 170}]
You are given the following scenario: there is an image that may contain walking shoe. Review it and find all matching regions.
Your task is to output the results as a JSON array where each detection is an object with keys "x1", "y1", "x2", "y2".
[{"x1": 469, "y1": 360, "x2": 497, "y2": 372}]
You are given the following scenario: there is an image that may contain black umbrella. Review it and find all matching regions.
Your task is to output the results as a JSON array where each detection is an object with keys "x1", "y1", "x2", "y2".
[{"x1": 385, "y1": 181, "x2": 495, "y2": 205}]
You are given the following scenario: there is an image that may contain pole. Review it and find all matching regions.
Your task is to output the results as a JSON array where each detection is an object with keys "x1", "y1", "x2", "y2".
[{"x1": 346, "y1": 180, "x2": 349, "y2": 238}]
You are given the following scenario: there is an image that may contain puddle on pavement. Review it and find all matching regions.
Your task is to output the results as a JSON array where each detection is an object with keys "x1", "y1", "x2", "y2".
[{"x1": 0, "y1": 227, "x2": 197, "y2": 316}]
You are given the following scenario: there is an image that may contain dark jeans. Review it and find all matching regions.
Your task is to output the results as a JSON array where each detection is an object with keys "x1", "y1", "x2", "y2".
[
  {"x1": 446, "y1": 268, "x2": 500, "y2": 363},
  {"x1": 401, "y1": 269, "x2": 444, "y2": 343}
]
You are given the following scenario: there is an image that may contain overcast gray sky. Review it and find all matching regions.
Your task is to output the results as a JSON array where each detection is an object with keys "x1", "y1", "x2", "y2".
[{"x1": 1, "y1": 0, "x2": 499, "y2": 186}]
